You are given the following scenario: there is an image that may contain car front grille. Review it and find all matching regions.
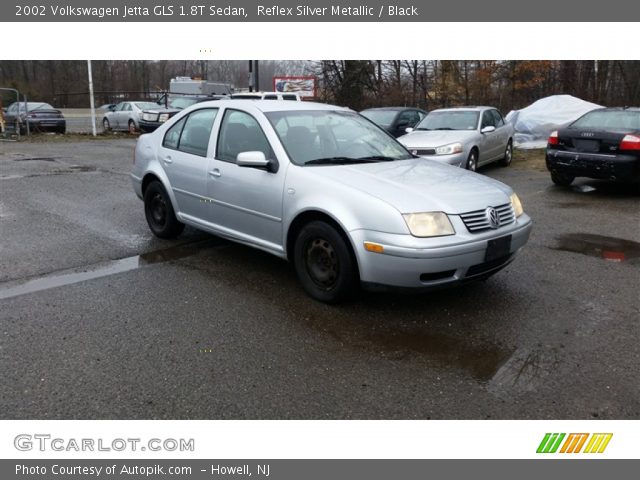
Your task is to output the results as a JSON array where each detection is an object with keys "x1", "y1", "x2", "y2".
[
  {"x1": 413, "y1": 148, "x2": 436, "y2": 155},
  {"x1": 459, "y1": 203, "x2": 515, "y2": 233}
]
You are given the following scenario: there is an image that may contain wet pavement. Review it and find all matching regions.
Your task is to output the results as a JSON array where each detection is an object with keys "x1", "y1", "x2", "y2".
[{"x1": 0, "y1": 140, "x2": 639, "y2": 419}]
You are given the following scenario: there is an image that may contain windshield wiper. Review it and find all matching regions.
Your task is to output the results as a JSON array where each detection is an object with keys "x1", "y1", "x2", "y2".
[
  {"x1": 305, "y1": 157, "x2": 390, "y2": 166},
  {"x1": 356, "y1": 156, "x2": 398, "y2": 162},
  {"x1": 433, "y1": 127, "x2": 454, "y2": 130}
]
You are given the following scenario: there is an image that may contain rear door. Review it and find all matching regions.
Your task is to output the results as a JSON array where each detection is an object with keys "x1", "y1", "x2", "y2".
[{"x1": 158, "y1": 108, "x2": 219, "y2": 219}]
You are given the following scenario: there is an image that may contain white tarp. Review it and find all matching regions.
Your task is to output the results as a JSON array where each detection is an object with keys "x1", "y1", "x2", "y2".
[{"x1": 506, "y1": 95, "x2": 602, "y2": 149}]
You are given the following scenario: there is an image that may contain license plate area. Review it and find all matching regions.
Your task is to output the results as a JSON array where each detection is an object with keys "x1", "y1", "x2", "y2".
[{"x1": 485, "y1": 235, "x2": 512, "y2": 262}]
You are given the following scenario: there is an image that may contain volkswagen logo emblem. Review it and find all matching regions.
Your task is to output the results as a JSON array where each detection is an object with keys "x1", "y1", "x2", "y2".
[{"x1": 485, "y1": 207, "x2": 500, "y2": 229}]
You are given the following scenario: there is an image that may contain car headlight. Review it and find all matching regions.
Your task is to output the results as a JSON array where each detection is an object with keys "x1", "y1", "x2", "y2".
[
  {"x1": 142, "y1": 113, "x2": 158, "y2": 122},
  {"x1": 435, "y1": 142, "x2": 463, "y2": 155},
  {"x1": 510, "y1": 193, "x2": 524, "y2": 217},
  {"x1": 403, "y1": 212, "x2": 455, "y2": 237},
  {"x1": 158, "y1": 114, "x2": 170, "y2": 122}
]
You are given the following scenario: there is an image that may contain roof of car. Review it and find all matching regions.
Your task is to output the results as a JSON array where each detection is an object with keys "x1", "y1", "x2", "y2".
[
  {"x1": 361, "y1": 107, "x2": 424, "y2": 112},
  {"x1": 193, "y1": 99, "x2": 350, "y2": 113},
  {"x1": 590, "y1": 107, "x2": 640, "y2": 112},
  {"x1": 431, "y1": 106, "x2": 496, "y2": 112}
]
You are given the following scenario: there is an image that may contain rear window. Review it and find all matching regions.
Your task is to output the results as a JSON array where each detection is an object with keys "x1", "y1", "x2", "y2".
[{"x1": 571, "y1": 110, "x2": 640, "y2": 130}]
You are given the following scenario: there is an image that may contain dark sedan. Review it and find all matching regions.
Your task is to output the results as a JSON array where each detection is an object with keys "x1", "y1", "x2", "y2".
[
  {"x1": 4, "y1": 102, "x2": 66, "y2": 134},
  {"x1": 360, "y1": 107, "x2": 427, "y2": 137},
  {"x1": 546, "y1": 107, "x2": 640, "y2": 185}
]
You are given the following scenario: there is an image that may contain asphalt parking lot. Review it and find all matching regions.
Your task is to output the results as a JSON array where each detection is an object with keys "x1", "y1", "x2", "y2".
[{"x1": 0, "y1": 137, "x2": 638, "y2": 419}]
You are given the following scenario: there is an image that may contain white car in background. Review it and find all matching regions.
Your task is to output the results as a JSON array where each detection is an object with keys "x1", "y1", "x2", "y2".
[
  {"x1": 398, "y1": 106, "x2": 514, "y2": 171},
  {"x1": 102, "y1": 101, "x2": 160, "y2": 133}
]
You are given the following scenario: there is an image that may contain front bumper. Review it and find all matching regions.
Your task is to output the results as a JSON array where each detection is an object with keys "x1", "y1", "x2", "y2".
[
  {"x1": 138, "y1": 120, "x2": 163, "y2": 133},
  {"x1": 351, "y1": 215, "x2": 532, "y2": 289},
  {"x1": 546, "y1": 150, "x2": 640, "y2": 182},
  {"x1": 416, "y1": 151, "x2": 467, "y2": 167}
]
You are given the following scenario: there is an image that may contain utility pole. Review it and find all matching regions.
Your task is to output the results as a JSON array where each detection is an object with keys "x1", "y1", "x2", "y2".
[{"x1": 87, "y1": 60, "x2": 97, "y2": 136}]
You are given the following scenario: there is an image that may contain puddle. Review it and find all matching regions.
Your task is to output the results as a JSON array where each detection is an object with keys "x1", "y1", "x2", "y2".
[
  {"x1": 11, "y1": 157, "x2": 58, "y2": 162},
  {"x1": 572, "y1": 185, "x2": 597, "y2": 193},
  {"x1": 302, "y1": 313, "x2": 514, "y2": 382},
  {"x1": 0, "y1": 239, "x2": 222, "y2": 301},
  {"x1": 553, "y1": 233, "x2": 640, "y2": 263}
]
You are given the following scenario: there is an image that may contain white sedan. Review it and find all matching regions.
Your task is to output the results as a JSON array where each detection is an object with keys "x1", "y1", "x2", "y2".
[{"x1": 102, "y1": 101, "x2": 160, "y2": 133}]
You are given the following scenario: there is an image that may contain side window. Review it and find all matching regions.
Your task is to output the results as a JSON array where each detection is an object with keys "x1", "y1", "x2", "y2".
[
  {"x1": 481, "y1": 111, "x2": 495, "y2": 129},
  {"x1": 124, "y1": 103, "x2": 132, "y2": 112},
  {"x1": 491, "y1": 110, "x2": 505, "y2": 127},
  {"x1": 216, "y1": 109, "x2": 274, "y2": 163},
  {"x1": 282, "y1": 95, "x2": 298, "y2": 101},
  {"x1": 398, "y1": 111, "x2": 416, "y2": 126},
  {"x1": 162, "y1": 116, "x2": 187, "y2": 150},
  {"x1": 162, "y1": 108, "x2": 218, "y2": 157},
  {"x1": 263, "y1": 95, "x2": 278, "y2": 100},
  {"x1": 114, "y1": 103, "x2": 125, "y2": 111}
]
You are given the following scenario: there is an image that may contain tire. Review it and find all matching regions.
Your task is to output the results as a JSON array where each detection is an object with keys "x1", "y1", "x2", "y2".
[
  {"x1": 499, "y1": 140, "x2": 512, "y2": 167},
  {"x1": 128, "y1": 120, "x2": 137, "y2": 134},
  {"x1": 293, "y1": 221, "x2": 358, "y2": 303},
  {"x1": 143, "y1": 181, "x2": 184, "y2": 239},
  {"x1": 102, "y1": 118, "x2": 111, "y2": 132},
  {"x1": 466, "y1": 149, "x2": 478, "y2": 171},
  {"x1": 551, "y1": 171, "x2": 575, "y2": 186},
  {"x1": 57, "y1": 125, "x2": 66, "y2": 134}
]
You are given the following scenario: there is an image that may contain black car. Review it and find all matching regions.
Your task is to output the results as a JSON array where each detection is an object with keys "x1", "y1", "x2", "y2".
[
  {"x1": 360, "y1": 107, "x2": 428, "y2": 137},
  {"x1": 3, "y1": 102, "x2": 66, "y2": 134},
  {"x1": 138, "y1": 95, "x2": 226, "y2": 133},
  {"x1": 546, "y1": 107, "x2": 640, "y2": 185}
]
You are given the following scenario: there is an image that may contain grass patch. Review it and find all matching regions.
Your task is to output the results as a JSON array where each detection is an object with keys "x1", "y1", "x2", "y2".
[{"x1": 512, "y1": 148, "x2": 547, "y2": 172}]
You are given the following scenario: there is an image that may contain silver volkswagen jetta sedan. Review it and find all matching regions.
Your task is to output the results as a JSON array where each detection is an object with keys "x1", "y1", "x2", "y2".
[{"x1": 131, "y1": 100, "x2": 532, "y2": 303}]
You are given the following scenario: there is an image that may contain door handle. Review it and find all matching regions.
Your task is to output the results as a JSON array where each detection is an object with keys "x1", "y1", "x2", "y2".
[
  {"x1": 162, "y1": 155, "x2": 173, "y2": 164},
  {"x1": 208, "y1": 169, "x2": 221, "y2": 178}
]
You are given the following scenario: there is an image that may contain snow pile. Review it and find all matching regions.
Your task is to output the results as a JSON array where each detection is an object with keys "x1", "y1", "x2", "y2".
[{"x1": 506, "y1": 95, "x2": 602, "y2": 149}]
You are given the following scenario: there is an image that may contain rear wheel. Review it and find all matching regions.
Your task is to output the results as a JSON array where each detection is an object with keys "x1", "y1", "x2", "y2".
[
  {"x1": 551, "y1": 171, "x2": 575, "y2": 186},
  {"x1": 293, "y1": 221, "x2": 358, "y2": 303},
  {"x1": 466, "y1": 149, "x2": 478, "y2": 171},
  {"x1": 499, "y1": 140, "x2": 513, "y2": 166},
  {"x1": 143, "y1": 181, "x2": 184, "y2": 239}
]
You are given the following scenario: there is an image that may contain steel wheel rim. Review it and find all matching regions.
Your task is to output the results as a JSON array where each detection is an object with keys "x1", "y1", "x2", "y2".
[
  {"x1": 305, "y1": 237, "x2": 339, "y2": 290},
  {"x1": 128, "y1": 122, "x2": 136, "y2": 134},
  {"x1": 150, "y1": 193, "x2": 167, "y2": 226},
  {"x1": 468, "y1": 152, "x2": 477, "y2": 171}
]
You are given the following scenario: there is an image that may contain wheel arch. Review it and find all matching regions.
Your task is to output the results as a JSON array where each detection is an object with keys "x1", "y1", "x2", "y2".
[{"x1": 285, "y1": 209, "x2": 361, "y2": 279}]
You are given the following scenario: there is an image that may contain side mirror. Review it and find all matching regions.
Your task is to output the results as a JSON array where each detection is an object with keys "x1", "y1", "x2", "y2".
[
  {"x1": 237, "y1": 151, "x2": 271, "y2": 169},
  {"x1": 405, "y1": 127, "x2": 414, "y2": 134},
  {"x1": 481, "y1": 126, "x2": 496, "y2": 134}
]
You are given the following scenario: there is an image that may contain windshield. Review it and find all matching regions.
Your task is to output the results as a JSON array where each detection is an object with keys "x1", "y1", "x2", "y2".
[
  {"x1": 169, "y1": 97, "x2": 200, "y2": 109},
  {"x1": 571, "y1": 110, "x2": 640, "y2": 130},
  {"x1": 415, "y1": 110, "x2": 479, "y2": 131},
  {"x1": 360, "y1": 110, "x2": 397, "y2": 127},
  {"x1": 266, "y1": 110, "x2": 413, "y2": 166}
]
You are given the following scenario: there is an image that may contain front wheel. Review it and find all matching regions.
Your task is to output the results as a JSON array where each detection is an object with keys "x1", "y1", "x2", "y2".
[
  {"x1": 499, "y1": 140, "x2": 512, "y2": 167},
  {"x1": 102, "y1": 118, "x2": 111, "y2": 132},
  {"x1": 551, "y1": 171, "x2": 575, "y2": 186},
  {"x1": 293, "y1": 221, "x2": 358, "y2": 303},
  {"x1": 466, "y1": 149, "x2": 478, "y2": 171},
  {"x1": 128, "y1": 120, "x2": 137, "y2": 134},
  {"x1": 143, "y1": 181, "x2": 184, "y2": 239}
]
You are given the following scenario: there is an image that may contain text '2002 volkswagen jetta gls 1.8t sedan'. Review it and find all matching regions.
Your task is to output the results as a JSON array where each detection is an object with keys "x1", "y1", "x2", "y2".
[{"x1": 131, "y1": 100, "x2": 533, "y2": 303}]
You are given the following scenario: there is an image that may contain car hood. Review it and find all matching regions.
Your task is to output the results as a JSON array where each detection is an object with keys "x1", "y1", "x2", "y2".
[
  {"x1": 309, "y1": 158, "x2": 512, "y2": 214},
  {"x1": 398, "y1": 129, "x2": 477, "y2": 148},
  {"x1": 143, "y1": 107, "x2": 180, "y2": 114}
]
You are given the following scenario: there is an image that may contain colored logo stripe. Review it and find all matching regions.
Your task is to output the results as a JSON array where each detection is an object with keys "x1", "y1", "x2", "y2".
[
  {"x1": 584, "y1": 433, "x2": 613, "y2": 453},
  {"x1": 537, "y1": 433, "x2": 613, "y2": 453},
  {"x1": 537, "y1": 433, "x2": 566, "y2": 453}
]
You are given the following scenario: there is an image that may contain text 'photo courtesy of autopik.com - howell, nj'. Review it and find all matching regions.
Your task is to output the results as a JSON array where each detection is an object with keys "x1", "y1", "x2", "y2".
[{"x1": 1, "y1": 0, "x2": 639, "y2": 479}]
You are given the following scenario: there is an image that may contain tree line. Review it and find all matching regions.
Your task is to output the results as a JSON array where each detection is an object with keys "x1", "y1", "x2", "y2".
[{"x1": 1, "y1": 60, "x2": 638, "y2": 113}]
